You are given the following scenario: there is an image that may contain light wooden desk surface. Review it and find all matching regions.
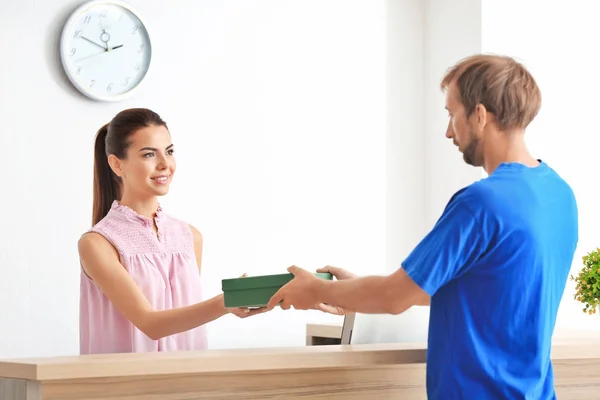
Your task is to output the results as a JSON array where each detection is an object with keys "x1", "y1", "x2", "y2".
[{"x1": 0, "y1": 343, "x2": 427, "y2": 381}]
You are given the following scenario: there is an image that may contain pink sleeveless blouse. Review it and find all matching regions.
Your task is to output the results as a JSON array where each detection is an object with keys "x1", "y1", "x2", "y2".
[{"x1": 79, "y1": 201, "x2": 208, "y2": 354}]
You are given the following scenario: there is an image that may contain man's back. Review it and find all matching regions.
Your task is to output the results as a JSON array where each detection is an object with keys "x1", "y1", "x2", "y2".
[{"x1": 402, "y1": 161, "x2": 578, "y2": 399}]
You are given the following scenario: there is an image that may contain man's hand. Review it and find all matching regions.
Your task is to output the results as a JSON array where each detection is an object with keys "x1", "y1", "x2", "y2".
[
  {"x1": 314, "y1": 303, "x2": 347, "y2": 315},
  {"x1": 312, "y1": 265, "x2": 358, "y2": 315},
  {"x1": 317, "y1": 265, "x2": 357, "y2": 280},
  {"x1": 267, "y1": 265, "x2": 324, "y2": 310}
]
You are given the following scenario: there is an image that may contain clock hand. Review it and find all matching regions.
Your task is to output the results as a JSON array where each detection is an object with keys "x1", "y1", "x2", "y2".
[
  {"x1": 75, "y1": 44, "x2": 123, "y2": 62},
  {"x1": 81, "y1": 36, "x2": 107, "y2": 51},
  {"x1": 75, "y1": 50, "x2": 106, "y2": 62}
]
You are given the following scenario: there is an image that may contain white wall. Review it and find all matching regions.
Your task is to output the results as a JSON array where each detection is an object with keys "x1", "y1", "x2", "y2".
[
  {"x1": 356, "y1": 0, "x2": 485, "y2": 345},
  {"x1": 482, "y1": 0, "x2": 600, "y2": 334},
  {"x1": 0, "y1": 0, "x2": 432, "y2": 358},
  {"x1": 350, "y1": 0, "x2": 600, "y2": 343},
  {"x1": 1, "y1": 0, "x2": 595, "y2": 359},
  {"x1": 424, "y1": 0, "x2": 484, "y2": 227}
]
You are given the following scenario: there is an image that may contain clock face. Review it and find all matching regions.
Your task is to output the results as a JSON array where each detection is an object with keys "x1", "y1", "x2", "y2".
[{"x1": 60, "y1": 1, "x2": 152, "y2": 101}]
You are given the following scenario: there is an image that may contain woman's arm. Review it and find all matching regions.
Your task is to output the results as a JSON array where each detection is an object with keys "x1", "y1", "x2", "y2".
[{"x1": 78, "y1": 232, "x2": 232, "y2": 341}]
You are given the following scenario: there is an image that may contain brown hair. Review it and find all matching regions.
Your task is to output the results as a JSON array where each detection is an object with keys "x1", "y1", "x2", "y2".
[
  {"x1": 440, "y1": 54, "x2": 541, "y2": 131},
  {"x1": 92, "y1": 108, "x2": 168, "y2": 225}
]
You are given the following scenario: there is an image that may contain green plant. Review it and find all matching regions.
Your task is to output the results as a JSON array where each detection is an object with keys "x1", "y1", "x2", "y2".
[{"x1": 570, "y1": 248, "x2": 600, "y2": 315}]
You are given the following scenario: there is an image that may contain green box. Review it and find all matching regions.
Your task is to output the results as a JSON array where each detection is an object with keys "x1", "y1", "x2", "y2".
[{"x1": 222, "y1": 272, "x2": 333, "y2": 308}]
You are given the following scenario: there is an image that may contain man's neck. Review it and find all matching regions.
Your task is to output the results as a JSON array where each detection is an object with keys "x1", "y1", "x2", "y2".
[{"x1": 482, "y1": 132, "x2": 538, "y2": 174}]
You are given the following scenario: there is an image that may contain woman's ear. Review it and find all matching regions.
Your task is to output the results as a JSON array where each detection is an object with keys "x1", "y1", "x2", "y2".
[{"x1": 107, "y1": 154, "x2": 123, "y2": 178}]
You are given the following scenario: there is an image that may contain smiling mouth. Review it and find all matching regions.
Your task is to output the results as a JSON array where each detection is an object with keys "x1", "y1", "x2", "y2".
[{"x1": 151, "y1": 175, "x2": 170, "y2": 184}]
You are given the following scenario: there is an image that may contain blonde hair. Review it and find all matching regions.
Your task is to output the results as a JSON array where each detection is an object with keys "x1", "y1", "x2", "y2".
[{"x1": 441, "y1": 54, "x2": 541, "y2": 131}]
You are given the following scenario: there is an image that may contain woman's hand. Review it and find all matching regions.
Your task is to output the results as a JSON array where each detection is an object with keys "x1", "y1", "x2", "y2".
[
  {"x1": 228, "y1": 306, "x2": 269, "y2": 318},
  {"x1": 226, "y1": 273, "x2": 270, "y2": 318}
]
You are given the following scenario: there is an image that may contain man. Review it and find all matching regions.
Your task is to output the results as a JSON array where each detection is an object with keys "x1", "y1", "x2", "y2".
[{"x1": 267, "y1": 54, "x2": 578, "y2": 399}]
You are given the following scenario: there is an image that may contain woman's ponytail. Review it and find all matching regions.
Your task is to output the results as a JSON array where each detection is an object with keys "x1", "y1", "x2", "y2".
[{"x1": 92, "y1": 123, "x2": 119, "y2": 226}]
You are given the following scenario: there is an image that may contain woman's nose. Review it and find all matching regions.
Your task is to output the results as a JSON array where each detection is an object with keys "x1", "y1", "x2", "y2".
[{"x1": 156, "y1": 156, "x2": 169, "y2": 170}]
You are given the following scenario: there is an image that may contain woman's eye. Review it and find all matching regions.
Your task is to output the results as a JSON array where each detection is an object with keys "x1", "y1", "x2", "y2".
[
  {"x1": 143, "y1": 152, "x2": 154, "y2": 158},
  {"x1": 167, "y1": 149, "x2": 175, "y2": 155}
]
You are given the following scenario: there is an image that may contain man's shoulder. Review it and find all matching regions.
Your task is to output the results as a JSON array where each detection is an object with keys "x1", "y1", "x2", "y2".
[
  {"x1": 541, "y1": 163, "x2": 577, "y2": 201},
  {"x1": 449, "y1": 165, "x2": 573, "y2": 206},
  {"x1": 441, "y1": 180, "x2": 511, "y2": 229},
  {"x1": 445, "y1": 180, "x2": 492, "y2": 211}
]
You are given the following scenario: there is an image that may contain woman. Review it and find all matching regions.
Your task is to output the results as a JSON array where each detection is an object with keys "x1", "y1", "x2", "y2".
[{"x1": 78, "y1": 108, "x2": 267, "y2": 354}]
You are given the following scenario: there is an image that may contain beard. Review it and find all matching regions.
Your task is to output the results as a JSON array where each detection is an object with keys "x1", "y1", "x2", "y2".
[{"x1": 461, "y1": 132, "x2": 482, "y2": 167}]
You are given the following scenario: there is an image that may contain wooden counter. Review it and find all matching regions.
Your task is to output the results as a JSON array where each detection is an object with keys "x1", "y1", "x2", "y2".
[
  {"x1": 1, "y1": 340, "x2": 600, "y2": 399},
  {"x1": 0, "y1": 343, "x2": 428, "y2": 400}
]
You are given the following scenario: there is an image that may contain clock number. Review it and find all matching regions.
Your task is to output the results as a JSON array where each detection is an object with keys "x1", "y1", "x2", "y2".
[
  {"x1": 73, "y1": 30, "x2": 82, "y2": 39},
  {"x1": 137, "y1": 43, "x2": 144, "y2": 53},
  {"x1": 84, "y1": 15, "x2": 91, "y2": 24},
  {"x1": 107, "y1": 83, "x2": 113, "y2": 92},
  {"x1": 123, "y1": 77, "x2": 130, "y2": 86},
  {"x1": 90, "y1": 80, "x2": 95, "y2": 88},
  {"x1": 100, "y1": 10, "x2": 107, "y2": 18},
  {"x1": 132, "y1": 25, "x2": 139, "y2": 35},
  {"x1": 134, "y1": 64, "x2": 140, "y2": 71},
  {"x1": 70, "y1": 48, "x2": 77, "y2": 56},
  {"x1": 76, "y1": 67, "x2": 82, "y2": 75}
]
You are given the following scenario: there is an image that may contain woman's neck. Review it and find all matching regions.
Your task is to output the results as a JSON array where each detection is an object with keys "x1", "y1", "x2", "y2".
[{"x1": 118, "y1": 195, "x2": 160, "y2": 219}]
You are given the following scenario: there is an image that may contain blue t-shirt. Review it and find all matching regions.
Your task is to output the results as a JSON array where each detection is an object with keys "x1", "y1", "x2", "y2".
[{"x1": 402, "y1": 161, "x2": 578, "y2": 399}]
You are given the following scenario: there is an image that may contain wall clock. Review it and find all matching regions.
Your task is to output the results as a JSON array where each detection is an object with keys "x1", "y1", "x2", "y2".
[{"x1": 59, "y1": 0, "x2": 152, "y2": 102}]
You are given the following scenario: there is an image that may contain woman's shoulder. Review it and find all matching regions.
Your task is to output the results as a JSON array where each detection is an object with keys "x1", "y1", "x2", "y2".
[{"x1": 78, "y1": 230, "x2": 119, "y2": 261}]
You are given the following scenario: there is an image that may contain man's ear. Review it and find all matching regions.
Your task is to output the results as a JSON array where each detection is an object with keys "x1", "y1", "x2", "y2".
[
  {"x1": 474, "y1": 103, "x2": 488, "y2": 131},
  {"x1": 107, "y1": 154, "x2": 123, "y2": 178}
]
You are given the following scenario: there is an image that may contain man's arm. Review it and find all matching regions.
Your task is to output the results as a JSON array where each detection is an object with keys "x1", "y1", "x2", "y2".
[
  {"x1": 269, "y1": 189, "x2": 486, "y2": 314},
  {"x1": 414, "y1": 292, "x2": 431, "y2": 306},
  {"x1": 311, "y1": 193, "x2": 484, "y2": 314},
  {"x1": 314, "y1": 268, "x2": 429, "y2": 315}
]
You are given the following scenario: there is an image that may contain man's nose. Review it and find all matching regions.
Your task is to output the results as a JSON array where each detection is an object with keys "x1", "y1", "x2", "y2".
[{"x1": 445, "y1": 121, "x2": 453, "y2": 139}]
